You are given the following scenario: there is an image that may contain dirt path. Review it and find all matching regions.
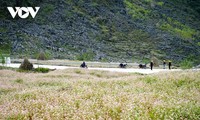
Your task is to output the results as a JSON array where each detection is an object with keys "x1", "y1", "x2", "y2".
[{"x1": 1, "y1": 63, "x2": 182, "y2": 74}]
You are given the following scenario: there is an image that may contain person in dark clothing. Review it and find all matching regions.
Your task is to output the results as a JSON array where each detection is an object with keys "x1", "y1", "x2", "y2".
[
  {"x1": 163, "y1": 60, "x2": 166, "y2": 69},
  {"x1": 168, "y1": 60, "x2": 172, "y2": 70},
  {"x1": 139, "y1": 64, "x2": 147, "y2": 69},
  {"x1": 119, "y1": 63, "x2": 127, "y2": 68},
  {"x1": 150, "y1": 61, "x2": 153, "y2": 70},
  {"x1": 80, "y1": 62, "x2": 87, "y2": 68},
  {"x1": 119, "y1": 63, "x2": 124, "y2": 68}
]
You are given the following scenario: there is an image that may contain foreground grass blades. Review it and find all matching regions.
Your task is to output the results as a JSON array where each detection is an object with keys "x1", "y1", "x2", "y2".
[{"x1": 0, "y1": 69, "x2": 199, "y2": 119}]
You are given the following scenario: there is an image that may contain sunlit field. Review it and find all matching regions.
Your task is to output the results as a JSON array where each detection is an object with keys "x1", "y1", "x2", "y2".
[{"x1": 0, "y1": 69, "x2": 200, "y2": 119}]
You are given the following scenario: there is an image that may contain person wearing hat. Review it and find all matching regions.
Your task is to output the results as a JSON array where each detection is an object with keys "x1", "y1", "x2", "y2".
[
  {"x1": 168, "y1": 60, "x2": 172, "y2": 70},
  {"x1": 163, "y1": 60, "x2": 166, "y2": 69}
]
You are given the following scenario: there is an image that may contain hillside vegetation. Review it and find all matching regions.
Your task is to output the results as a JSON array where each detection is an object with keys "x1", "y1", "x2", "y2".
[
  {"x1": 0, "y1": 69, "x2": 200, "y2": 119},
  {"x1": 0, "y1": 0, "x2": 200, "y2": 65}
]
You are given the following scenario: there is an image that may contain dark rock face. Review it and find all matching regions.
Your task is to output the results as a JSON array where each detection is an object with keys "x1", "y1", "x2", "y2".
[{"x1": 0, "y1": 0, "x2": 200, "y2": 64}]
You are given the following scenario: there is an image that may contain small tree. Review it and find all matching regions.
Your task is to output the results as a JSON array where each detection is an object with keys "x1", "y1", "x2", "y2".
[
  {"x1": 152, "y1": 57, "x2": 159, "y2": 67},
  {"x1": 19, "y1": 58, "x2": 33, "y2": 70},
  {"x1": 37, "y1": 52, "x2": 47, "y2": 60}
]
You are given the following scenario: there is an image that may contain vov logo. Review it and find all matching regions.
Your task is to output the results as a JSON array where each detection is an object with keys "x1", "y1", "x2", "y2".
[{"x1": 7, "y1": 7, "x2": 40, "y2": 19}]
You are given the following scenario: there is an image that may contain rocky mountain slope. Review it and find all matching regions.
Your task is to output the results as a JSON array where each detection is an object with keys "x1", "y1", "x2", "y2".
[{"x1": 0, "y1": 0, "x2": 200, "y2": 65}]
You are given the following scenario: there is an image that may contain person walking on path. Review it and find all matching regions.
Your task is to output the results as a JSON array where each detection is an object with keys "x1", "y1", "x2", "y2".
[
  {"x1": 168, "y1": 60, "x2": 172, "y2": 70},
  {"x1": 163, "y1": 60, "x2": 166, "y2": 69},
  {"x1": 150, "y1": 61, "x2": 154, "y2": 70}
]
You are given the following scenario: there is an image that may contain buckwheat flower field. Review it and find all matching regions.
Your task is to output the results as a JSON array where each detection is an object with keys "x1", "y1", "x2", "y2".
[{"x1": 0, "y1": 69, "x2": 200, "y2": 119}]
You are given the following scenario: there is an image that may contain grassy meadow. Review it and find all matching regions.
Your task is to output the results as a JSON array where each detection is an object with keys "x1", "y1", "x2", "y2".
[{"x1": 0, "y1": 69, "x2": 200, "y2": 119}]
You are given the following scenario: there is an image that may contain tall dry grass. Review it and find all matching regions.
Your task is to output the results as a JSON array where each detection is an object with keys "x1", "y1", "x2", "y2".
[{"x1": 0, "y1": 69, "x2": 199, "y2": 119}]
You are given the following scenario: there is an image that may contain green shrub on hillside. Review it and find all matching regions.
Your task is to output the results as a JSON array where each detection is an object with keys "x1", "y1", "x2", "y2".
[
  {"x1": 0, "y1": 27, "x2": 8, "y2": 33},
  {"x1": 76, "y1": 51, "x2": 95, "y2": 61},
  {"x1": 0, "y1": 43, "x2": 11, "y2": 55},
  {"x1": 180, "y1": 59, "x2": 193, "y2": 69},
  {"x1": 198, "y1": 42, "x2": 200, "y2": 46},
  {"x1": 141, "y1": 58, "x2": 149, "y2": 64},
  {"x1": 124, "y1": 0, "x2": 151, "y2": 19},
  {"x1": 159, "y1": 18, "x2": 197, "y2": 40},
  {"x1": 157, "y1": 2, "x2": 164, "y2": 6}
]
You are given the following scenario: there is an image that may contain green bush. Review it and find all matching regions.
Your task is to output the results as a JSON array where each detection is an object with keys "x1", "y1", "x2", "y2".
[
  {"x1": 141, "y1": 58, "x2": 149, "y2": 64},
  {"x1": 19, "y1": 58, "x2": 33, "y2": 70},
  {"x1": 198, "y1": 42, "x2": 200, "y2": 46},
  {"x1": 34, "y1": 67, "x2": 49, "y2": 73},
  {"x1": 76, "y1": 51, "x2": 95, "y2": 61},
  {"x1": 124, "y1": 0, "x2": 150, "y2": 19},
  {"x1": 180, "y1": 60, "x2": 193, "y2": 69},
  {"x1": 157, "y1": 2, "x2": 164, "y2": 6}
]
